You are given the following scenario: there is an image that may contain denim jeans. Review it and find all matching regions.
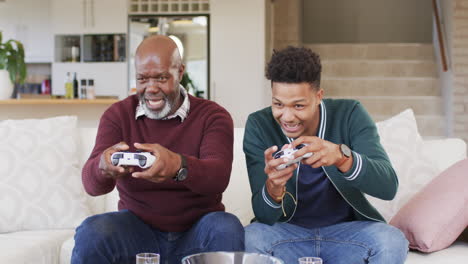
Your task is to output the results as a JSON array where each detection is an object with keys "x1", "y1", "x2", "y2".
[
  {"x1": 245, "y1": 221, "x2": 408, "y2": 264},
  {"x1": 71, "y1": 210, "x2": 245, "y2": 264}
]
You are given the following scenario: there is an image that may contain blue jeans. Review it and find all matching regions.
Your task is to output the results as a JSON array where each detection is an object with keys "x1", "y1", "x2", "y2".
[
  {"x1": 245, "y1": 221, "x2": 408, "y2": 264},
  {"x1": 71, "y1": 210, "x2": 245, "y2": 264}
]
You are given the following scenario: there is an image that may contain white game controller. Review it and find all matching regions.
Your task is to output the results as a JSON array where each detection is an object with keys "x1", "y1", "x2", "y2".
[
  {"x1": 273, "y1": 144, "x2": 313, "y2": 170},
  {"x1": 111, "y1": 152, "x2": 156, "y2": 169}
]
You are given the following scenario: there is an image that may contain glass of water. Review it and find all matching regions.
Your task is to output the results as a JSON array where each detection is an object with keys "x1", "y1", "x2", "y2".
[
  {"x1": 136, "y1": 253, "x2": 160, "y2": 264},
  {"x1": 298, "y1": 257, "x2": 323, "y2": 264}
]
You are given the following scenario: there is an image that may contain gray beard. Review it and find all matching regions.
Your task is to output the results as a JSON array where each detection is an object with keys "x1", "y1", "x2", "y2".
[{"x1": 139, "y1": 96, "x2": 173, "y2": 120}]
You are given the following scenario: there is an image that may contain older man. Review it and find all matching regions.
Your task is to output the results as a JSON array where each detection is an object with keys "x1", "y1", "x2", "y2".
[{"x1": 72, "y1": 35, "x2": 244, "y2": 264}]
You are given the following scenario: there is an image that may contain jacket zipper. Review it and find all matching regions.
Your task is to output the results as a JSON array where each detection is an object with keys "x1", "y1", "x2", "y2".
[
  {"x1": 283, "y1": 136, "x2": 382, "y2": 222},
  {"x1": 284, "y1": 137, "x2": 298, "y2": 223}
]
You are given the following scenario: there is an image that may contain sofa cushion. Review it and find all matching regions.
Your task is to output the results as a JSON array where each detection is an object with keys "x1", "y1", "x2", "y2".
[
  {"x1": 365, "y1": 109, "x2": 440, "y2": 221},
  {"x1": 0, "y1": 116, "x2": 91, "y2": 232},
  {"x1": 60, "y1": 236, "x2": 75, "y2": 264},
  {"x1": 405, "y1": 242, "x2": 468, "y2": 263},
  {"x1": 0, "y1": 229, "x2": 74, "y2": 264},
  {"x1": 421, "y1": 138, "x2": 467, "y2": 172},
  {"x1": 390, "y1": 159, "x2": 468, "y2": 252}
]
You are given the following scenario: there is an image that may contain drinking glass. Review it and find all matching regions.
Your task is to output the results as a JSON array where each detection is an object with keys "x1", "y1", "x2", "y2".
[
  {"x1": 298, "y1": 256, "x2": 323, "y2": 264},
  {"x1": 136, "y1": 253, "x2": 160, "y2": 264}
]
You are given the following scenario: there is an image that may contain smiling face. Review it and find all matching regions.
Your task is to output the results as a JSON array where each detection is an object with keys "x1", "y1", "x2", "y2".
[
  {"x1": 271, "y1": 82, "x2": 323, "y2": 138},
  {"x1": 135, "y1": 36, "x2": 185, "y2": 119}
]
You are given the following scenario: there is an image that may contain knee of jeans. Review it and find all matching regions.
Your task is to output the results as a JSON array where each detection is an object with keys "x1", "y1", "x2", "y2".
[
  {"x1": 374, "y1": 224, "x2": 409, "y2": 254},
  {"x1": 244, "y1": 223, "x2": 271, "y2": 253},
  {"x1": 202, "y1": 212, "x2": 244, "y2": 235},
  {"x1": 74, "y1": 213, "x2": 119, "y2": 246}
]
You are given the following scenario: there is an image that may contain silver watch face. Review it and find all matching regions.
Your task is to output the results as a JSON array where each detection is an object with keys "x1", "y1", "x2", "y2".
[
  {"x1": 176, "y1": 168, "x2": 188, "y2": 181},
  {"x1": 340, "y1": 144, "x2": 352, "y2": 158}
]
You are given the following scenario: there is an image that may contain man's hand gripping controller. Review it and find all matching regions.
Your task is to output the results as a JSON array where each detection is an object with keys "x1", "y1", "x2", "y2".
[
  {"x1": 273, "y1": 144, "x2": 313, "y2": 170},
  {"x1": 111, "y1": 152, "x2": 156, "y2": 169}
]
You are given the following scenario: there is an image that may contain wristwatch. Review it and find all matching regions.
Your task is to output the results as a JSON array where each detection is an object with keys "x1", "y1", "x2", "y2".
[
  {"x1": 173, "y1": 154, "x2": 188, "y2": 182},
  {"x1": 336, "y1": 144, "x2": 352, "y2": 167}
]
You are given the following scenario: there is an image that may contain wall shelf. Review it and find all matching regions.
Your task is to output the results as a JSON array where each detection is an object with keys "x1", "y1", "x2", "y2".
[{"x1": 0, "y1": 99, "x2": 118, "y2": 105}]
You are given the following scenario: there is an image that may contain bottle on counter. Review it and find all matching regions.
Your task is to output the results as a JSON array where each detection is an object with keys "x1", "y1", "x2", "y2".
[
  {"x1": 80, "y1": 79, "x2": 87, "y2": 99},
  {"x1": 72, "y1": 72, "x2": 79, "y2": 99},
  {"x1": 65, "y1": 72, "x2": 73, "y2": 99},
  {"x1": 41, "y1": 79, "x2": 51, "y2": 95},
  {"x1": 86, "y1": 79, "x2": 95, "y2": 99}
]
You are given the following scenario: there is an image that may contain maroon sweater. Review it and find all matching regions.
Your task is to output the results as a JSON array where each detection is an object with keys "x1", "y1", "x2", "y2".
[{"x1": 82, "y1": 94, "x2": 234, "y2": 232}]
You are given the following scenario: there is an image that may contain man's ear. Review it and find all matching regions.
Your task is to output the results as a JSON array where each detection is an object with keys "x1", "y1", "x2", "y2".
[
  {"x1": 316, "y1": 88, "x2": 324, "y2": 104},
  {"x1": 178, "y1": 64, "x2": 186, "y2": 82}
]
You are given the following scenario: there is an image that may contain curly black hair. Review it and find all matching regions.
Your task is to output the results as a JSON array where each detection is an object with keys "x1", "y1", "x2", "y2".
[{"x1": 266, "y1": 46, "x2": 322, "y2": 89}]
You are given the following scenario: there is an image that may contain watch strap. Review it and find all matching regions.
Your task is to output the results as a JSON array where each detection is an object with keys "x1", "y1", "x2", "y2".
[
  {"x1": 179, "y1": 154, "x2": 187, "y2": 169},
  {"x1": 336, "y1": 144, "x2": 350, "y2": 167},
  {"x1": 174, "y1": 154, "x2": 187, "y2": 181}
]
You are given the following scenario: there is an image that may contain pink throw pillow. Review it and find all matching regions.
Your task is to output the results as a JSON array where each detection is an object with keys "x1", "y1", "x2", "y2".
[{"x1": 389, "y1": 158, "x2": 468, "y2": 252}]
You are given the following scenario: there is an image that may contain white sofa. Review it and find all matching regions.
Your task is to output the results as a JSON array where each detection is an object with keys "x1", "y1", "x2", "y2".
[{"x1": 1, "y1": 124, "x2": 467, "y2": 264}]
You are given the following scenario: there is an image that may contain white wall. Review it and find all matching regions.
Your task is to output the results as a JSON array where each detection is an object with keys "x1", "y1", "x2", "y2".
[{"x1": 210, "y1": 0, "x2": 270, "y2": 127}]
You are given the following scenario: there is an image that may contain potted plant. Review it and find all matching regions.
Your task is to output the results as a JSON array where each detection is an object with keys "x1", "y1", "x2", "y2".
[
  {"x1": 180, "y1": 72, "x2": 197, "y2": 94},
  {"x1": 0, "y1": 31, "x2": 27, "y2": 99},
  {"x1": 181, "y1": 72, "x2": 205, "y2": 98}
]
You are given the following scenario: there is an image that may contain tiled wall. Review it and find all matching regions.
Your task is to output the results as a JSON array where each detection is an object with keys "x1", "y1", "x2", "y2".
[{"x1": 453, "y1": 0, "x2": 468, "y2": 144}]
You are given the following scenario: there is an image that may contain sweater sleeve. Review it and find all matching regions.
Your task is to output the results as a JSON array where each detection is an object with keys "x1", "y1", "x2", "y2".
[
  {"x1": 243, "y1": 114, "x2": 284, "y2": 225},
  {"x1": 81, "y1": 109, "x2": 121, "y2": 196},
  {"x1": 180, "y1": 105, "x2": 234, "y2": 195},
  {"x1": 332, "y1": 102, "x2": 398, "y2": 200}
]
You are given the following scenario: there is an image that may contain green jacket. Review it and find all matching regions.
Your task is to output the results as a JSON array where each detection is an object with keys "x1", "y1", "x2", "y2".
[{"x1": 243, "y1": 98, "x2": 398, "y2": 225}]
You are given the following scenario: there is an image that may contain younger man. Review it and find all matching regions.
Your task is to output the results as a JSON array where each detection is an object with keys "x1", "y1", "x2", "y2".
[{"x1": 243, "y1": 46, "x2": 408, "y2": 264}]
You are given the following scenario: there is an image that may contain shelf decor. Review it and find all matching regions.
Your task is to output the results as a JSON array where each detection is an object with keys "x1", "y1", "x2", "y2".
[
  {"x1": 128, "y1": 0, "x2": 209, "y2": 15},
  {"x1": 0, "y1": 31, "x2": 27, "y2": 99}
]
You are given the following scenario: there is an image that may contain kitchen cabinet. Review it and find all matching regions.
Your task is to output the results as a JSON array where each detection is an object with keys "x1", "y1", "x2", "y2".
[
  {"x1": 0, "y1": 0, "x2": 53, "y2": 63},
  {"x1": 51, "y1": 62, "x2": 127, "y2": 99},
  {"x1": 50, "y1": 0, "x2": 128, "y2": 99},
  {"x1": 50, "y1": 0, "x2": 83, "y2": 34},
  {"x1": 88, "y1": 0, "x2": 127, "y2": 34},
  {"x1": 51, "y1": 0, "x2": 127, "y2": 34}
]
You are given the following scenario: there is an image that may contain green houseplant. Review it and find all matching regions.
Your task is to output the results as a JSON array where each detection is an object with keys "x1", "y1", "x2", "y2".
[
  {"x1": 180, "y1": 72, "x2": 197, "y2": 94},
  {"x1": 180, "y1": 72, "x2": 205, "y2": 98},
  {"x1": 0, "y1": 31, "x2": 27, "y2": 99}
]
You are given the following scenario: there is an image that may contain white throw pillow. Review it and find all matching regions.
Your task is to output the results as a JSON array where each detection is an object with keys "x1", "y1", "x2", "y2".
[
  {"x1": 0, "y1": 116, "x2": 91, "y2": 232},
  {"x1": 366, "y1": 109, "x2": 439, "y2": 221}
]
